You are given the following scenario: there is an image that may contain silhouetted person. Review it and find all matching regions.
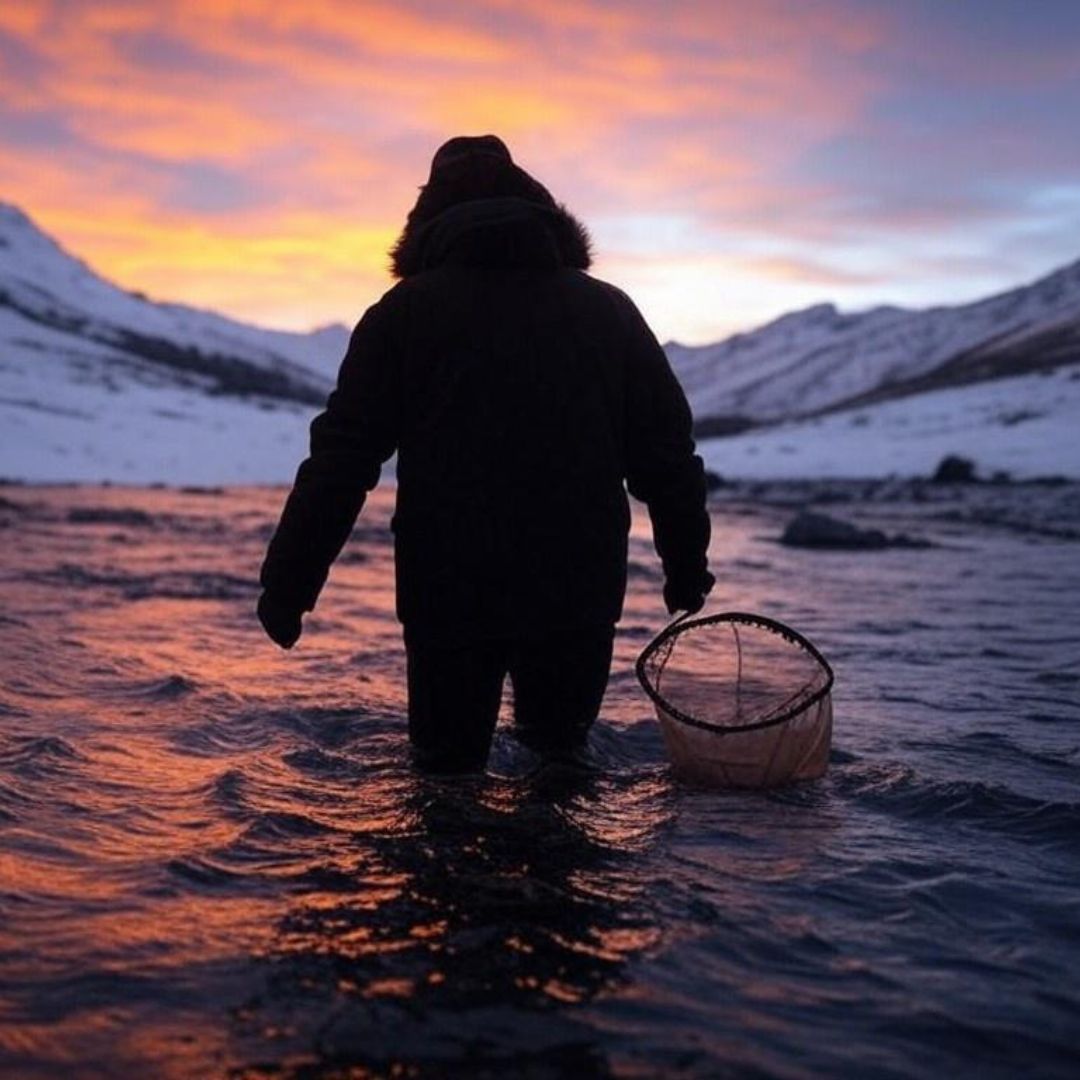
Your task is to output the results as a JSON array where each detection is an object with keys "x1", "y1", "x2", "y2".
[{"x1": 258, "y1": 135, "x2": 713, "y2": 773}]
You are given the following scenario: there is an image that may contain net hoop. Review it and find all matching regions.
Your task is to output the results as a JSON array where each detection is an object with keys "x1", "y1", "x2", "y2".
[{"x1": 635, "y1": 611, "x2": 835, "y2": 735}]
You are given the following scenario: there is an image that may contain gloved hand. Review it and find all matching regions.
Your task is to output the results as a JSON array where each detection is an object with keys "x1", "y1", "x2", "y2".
[
  {"x1": 663, "y1": 571, "x2": 716, "y2": 616},
  {"x1": 257, "y1": 592, "x2": 303, "y2": 649}
]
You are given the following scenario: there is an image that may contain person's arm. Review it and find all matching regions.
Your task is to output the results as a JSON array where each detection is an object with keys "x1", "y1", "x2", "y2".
[
  {"x1": 258, "y1": 295, "x2": 400, "y2": 645},
  {"x1": 620, "y1": 295, "x2": 715, "y2": 614}
]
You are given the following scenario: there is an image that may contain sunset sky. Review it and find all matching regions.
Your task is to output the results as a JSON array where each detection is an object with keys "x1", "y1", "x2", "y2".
[{"x1": 2, "y1": 0, "x2": 1079, "y2": 344}]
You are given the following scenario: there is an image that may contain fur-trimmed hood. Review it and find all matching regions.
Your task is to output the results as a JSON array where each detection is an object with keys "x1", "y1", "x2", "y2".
[{"x1": 390, "y1": 196, "x2": 592, "y2": 278}]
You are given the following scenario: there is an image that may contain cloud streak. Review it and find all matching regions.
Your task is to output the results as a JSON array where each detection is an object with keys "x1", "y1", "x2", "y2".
[{"x1": 2, "y1": 0, "x2": 1078, "y2": 341}]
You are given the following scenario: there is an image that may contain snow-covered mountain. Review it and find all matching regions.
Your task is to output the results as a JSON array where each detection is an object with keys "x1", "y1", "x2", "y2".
[
  {"x1": 669, "y1": 257, "x2": 1080, "y2": 479},
  {"x1": 669, "y1": 258, "x2": 1080, "y2": 430},
  {"x1": 0, "y1": 201, "x2": 349, "y2": 483},
  {"x1": 2, "y1": 198, "x2": 1078, "y2": 483}
]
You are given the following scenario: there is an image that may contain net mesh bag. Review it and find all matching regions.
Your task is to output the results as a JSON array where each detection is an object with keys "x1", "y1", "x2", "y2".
[{"x1": 636, "y1": 612, "x2": 834, "y2": 789}]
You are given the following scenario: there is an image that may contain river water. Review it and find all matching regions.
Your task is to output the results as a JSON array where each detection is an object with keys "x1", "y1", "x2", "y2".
[{"x1": 1, "y1": 482, "x2": 1078, "y2": 1078}]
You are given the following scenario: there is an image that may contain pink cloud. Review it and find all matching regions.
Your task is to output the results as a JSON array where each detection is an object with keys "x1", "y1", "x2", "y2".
[{"x1": 2, "y1": 0, "x2": 1073, "y2": 338}]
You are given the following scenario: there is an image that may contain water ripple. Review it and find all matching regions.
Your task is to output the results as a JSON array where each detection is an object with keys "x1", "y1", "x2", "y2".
[{"x1": 1, "y1": 483, "x2": 1079, "y2": 1078}]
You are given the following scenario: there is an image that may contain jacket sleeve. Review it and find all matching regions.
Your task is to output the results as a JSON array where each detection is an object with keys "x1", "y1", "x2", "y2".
[
  {"x1": 620, "y1": 295, "x2": 715, "y2": 603},
  {"x1": 259, "y1": 296, "x2": 400, "y2": 611}
]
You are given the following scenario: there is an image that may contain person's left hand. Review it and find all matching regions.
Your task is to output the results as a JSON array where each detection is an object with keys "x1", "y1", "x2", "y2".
[
  {"x1": 663, "y1": 570, "x2": 716, "y2": 616},
  {"x1": 257, "y1": 592, "x2": 303, "y2": 649}
]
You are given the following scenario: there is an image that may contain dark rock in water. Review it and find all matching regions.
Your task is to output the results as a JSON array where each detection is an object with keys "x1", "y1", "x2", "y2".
[
  {"x1": 703, "y1": 470, "x2": 728, "y2": 491},
  {"x1": 781, "y1": 512, "x2": 888, "y2": 549},
  {"x1": 780, "y1": 511, "x2": 933, "y2": 550},
  {"x1": 990, "y1": 470, "x2": 1013, "y2": 485},
  {"x1": 932, "y1": 455, "x2": 978, "y2": 483},
  {"x1": 809, "y1": 487, "x2": 855, "y2": 505},
  {"x1": 67, "y1": 506, "x2": 155, "y2": 527}
]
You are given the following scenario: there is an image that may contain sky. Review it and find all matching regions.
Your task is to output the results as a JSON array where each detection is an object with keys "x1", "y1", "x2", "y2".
[{"x1": 2, "y1": 0, "x2": 1079, "y2": 344}]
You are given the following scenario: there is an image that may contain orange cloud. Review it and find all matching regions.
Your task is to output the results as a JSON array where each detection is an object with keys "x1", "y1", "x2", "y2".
[
  {"x1": 0, "y1": 3, "x2": 47, "y2": 35},
  {"x1": 20, "y1": 0, "x2": 1048, "y2": 343}
]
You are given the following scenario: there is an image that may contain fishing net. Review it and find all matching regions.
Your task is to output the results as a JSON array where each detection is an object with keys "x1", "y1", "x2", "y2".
[{"x1": 636, "y1": 612, "x2": 834, "y2": 789}]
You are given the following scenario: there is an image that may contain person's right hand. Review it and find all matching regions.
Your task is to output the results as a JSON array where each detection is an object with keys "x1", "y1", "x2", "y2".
[{"x1": 257, "y1": 592, "x2": 303, "y2": 649}]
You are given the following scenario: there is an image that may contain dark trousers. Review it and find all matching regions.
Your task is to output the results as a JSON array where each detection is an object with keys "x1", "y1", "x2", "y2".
[{"x1": 405, "y1": 627, "x2": 615, "y2": 773}]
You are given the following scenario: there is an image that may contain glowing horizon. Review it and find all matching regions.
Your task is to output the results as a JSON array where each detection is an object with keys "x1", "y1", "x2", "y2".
[{"x1": 2, "y1": 0, "x2": 1079, "y2": 344}]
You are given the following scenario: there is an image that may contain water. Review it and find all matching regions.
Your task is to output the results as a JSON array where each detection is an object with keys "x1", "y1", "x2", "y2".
[{"x1": 1, "y1": 482, "x2": 1078, "y2": 1078}]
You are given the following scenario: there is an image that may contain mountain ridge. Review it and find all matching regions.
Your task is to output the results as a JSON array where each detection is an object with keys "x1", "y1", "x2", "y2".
[
  {"x1": 669, "y1": 254, "x2": 1080, "y2": 430},
  {"x1": 0, "y1": 200, "x2": 350, "y2": 400},
  {"x1": 2, "y1": 199, "x2": 1078, "y2": 482},
  {"x1": 0, "y1": 201, "x2": 351, "y2": 482}
]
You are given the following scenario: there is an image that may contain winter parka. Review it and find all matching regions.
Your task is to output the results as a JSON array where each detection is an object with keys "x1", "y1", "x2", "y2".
[{"x1": 260, "y1": 195, "x2": 713, "y2": 643}]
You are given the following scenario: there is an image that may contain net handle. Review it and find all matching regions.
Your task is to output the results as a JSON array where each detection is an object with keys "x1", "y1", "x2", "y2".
[{"x1": 634, "y1": 610, "x2": 835, "y2": 735}]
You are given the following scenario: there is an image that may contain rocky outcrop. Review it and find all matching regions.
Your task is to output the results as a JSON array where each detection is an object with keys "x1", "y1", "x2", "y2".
[{"x1": 780, "y1": 511, "x2": 933, "y2": 550}]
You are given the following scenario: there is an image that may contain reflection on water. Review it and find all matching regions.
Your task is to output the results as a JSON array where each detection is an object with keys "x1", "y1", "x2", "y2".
[
  {"x1": 1, "y1": 483, "x2": 1079, "y2": 1077},
  {"x1": 240, "y1": 769, "x2": 665, "y2": 1077}
]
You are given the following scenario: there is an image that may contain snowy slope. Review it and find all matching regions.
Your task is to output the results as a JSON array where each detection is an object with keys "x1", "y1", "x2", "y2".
[
  {"x1": 698, "y1": 366, "x2": 1080, "y2": 481},
  {"x1": 0, "y1": 202, "x2": 349, "y2": 386},
  {"x1": 2, "y1": 198, "x2": 1078, "y2": 483},
  {"x1": 0, "y1": 202, "x2": 353, "y2": 482},
  {"x1": 669, "y1": 259, "x2": 1080, "y2": 424}
]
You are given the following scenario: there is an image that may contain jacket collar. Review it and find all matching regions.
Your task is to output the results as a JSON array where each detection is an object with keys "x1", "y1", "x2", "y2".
[{"x1": 391, "y1": 196, "x2": 592, "y2": 278}]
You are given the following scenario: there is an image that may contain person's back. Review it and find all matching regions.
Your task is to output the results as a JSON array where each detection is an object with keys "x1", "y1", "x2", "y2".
[{"x1": 258, "y1": 135, "x2": 714, "y2": 772}]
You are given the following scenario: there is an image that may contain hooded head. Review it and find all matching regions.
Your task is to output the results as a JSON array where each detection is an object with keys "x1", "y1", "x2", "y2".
[
  {"x1": 390, "y1": 134, "x2": 592, "y2": 278},
  {"x1": 427, "y1": 134, "x2": 514, "y2": 178}
]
